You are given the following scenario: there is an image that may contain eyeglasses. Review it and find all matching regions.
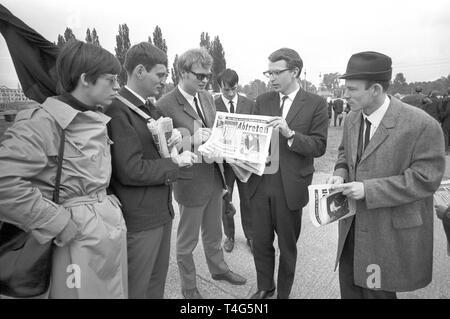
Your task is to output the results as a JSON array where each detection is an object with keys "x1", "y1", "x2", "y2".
[
  {"x1": 189, "y1": 70, "x2": 212, "y2": 81},
  {"x1": 263, "y1": 68, "x2": 292, "y2": 78}
]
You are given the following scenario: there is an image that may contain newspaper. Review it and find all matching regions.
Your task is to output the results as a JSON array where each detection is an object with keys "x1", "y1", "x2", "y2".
[
  {"x1": 198, "y1": 112, "x2": 274, "y2": 178},
  {"x1": 434, "y1": 179, "x2": 450, "y2": 206},
  {"x1": 147, "y1": 117, "x2": 175, "y2": 158},
  {"x1": 308, "y1": 184, "x2": 356, "y2": 227}
]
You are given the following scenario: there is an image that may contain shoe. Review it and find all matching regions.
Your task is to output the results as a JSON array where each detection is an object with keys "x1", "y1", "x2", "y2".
[
  {"x1": 212, "y1": 270, "x2": 247, "y2": 285},
  {"x1": 223, "y1": 237, "x2": 235, "y2": 252},
  {"x1": 181, "y1": 287, "x2": 203, "y2": 299},
  {"x1": 246, "y1": 238, "x2": 253, "y2": 254},
  {"x1": 250, "y1": 287, "x2": 275, "y2": 299}
]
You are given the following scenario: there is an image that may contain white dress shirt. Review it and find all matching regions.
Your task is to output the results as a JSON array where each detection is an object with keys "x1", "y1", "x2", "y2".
[
  {"x1": 362, "y1": 95, "x2": 390, "y2": 146},
  {"x1": 221, "y1": 94, "x2": 239, "y2": 113},
  {"x1": 178, "y1": 85, "x2": 205, "y2": 119},
  {"x1": 279, "y1": 86, "x2": 300, "y2": 119}
]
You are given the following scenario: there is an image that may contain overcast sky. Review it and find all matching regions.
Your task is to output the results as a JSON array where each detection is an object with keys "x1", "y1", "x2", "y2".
[{"x1": 1, "y1": 0, "x2": 450, "y2": 89}]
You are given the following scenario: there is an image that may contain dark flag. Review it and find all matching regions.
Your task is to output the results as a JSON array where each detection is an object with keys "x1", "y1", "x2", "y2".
[{"x1": 0, "y1": 4, "x2": 58, "y2": 103}]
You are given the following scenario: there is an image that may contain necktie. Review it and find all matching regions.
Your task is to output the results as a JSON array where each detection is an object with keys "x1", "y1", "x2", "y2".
[
  {"x1": 280, "y1": 95, "x2": 288, "y2": 117},
  {"x1": 193, "y1": 96, "x2": 206, "y2": 126},
  {"x1": 356, "y1": 114, "x2": 364, "y2": 166},
  {"x1": 364, "y1": 118, "x2": 371, "y2": 151},
  {"x1": 229, "y1": 100, "x2": 235, "y2": 113}
]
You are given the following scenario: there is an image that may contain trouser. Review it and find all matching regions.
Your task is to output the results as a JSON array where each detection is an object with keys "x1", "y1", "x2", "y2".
[
  {"x1": 127, "y1": 220, "x2": 172, "y2": 299},
  {"x1": 176, "y1": 186, "x2": 229, "y2": 290},
  {"x1": 222, "y1": 179, "x2": 253, "y2": 241},
  {"x1": 339, "y1": 219, "x2": 397, "y2": 299},
  {"x1": 250, "y1": 170, "x2": 303, "y2": 299}
]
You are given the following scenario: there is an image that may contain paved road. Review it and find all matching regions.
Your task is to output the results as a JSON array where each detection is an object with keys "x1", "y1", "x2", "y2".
[{"x1": 163, "y1": 167, "x2": 450, "y2": 299}]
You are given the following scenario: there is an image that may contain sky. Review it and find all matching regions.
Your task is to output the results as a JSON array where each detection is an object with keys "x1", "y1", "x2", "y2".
[{"x1": 1, "y1": 0, "x2": 450, "y2": 89}]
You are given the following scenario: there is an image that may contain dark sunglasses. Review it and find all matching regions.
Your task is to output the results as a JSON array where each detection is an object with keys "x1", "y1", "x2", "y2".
[{"x1": 189, "y1": 70, "x2": 212, "y2": 81}]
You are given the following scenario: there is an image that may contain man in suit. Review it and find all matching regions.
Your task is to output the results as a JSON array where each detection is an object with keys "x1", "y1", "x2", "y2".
[
  {"x1": 248, "y1": 48, "x2": 329, "y2": 299},
  {"x1": 215, "y1": 68, "x2": 255, "y2": 253},
  {"x1": 327, "y1": 51, "x2": 445, "y2": 299},
  {"x1": 105, "y1": 42, "x2": 197, "y2": 299},
  {"x1": 333, "y1": 98, "x2": 344, "y2": 126},
  {"x1": 156, "y1": 48, "x2": 246, "y2": 299}
]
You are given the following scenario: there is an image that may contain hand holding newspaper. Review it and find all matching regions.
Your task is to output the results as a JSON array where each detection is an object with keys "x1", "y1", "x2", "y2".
[
  {"x1": 198, "y1": 112, "x2": 275, "y2": 180},
  {"x1": 308, "y1": 184, "x2": 356, "y2": 227},
  {"x1": 147, "y1": 117, "x2": 178, "y2": 158}
]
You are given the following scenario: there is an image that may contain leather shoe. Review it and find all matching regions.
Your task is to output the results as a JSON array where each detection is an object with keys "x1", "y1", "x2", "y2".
[
  {"x1": 250, "y1": 287, "x2": 275, "y2": 299},
  {"x1": 212, "y1": 270, "x2": 247, "y2": 285},
  {"x1": 223, "y1": 237, "x2": 234, "y2": 252},
  {"x1": 246, "y1": 238, "x2": 253, "y2": 254},
  {"x1": 181, "y1": 287, "x2": 203, "y2": 299}
]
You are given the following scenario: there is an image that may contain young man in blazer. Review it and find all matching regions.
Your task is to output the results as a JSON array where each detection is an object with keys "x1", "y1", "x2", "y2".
[
  {"x1": 248, "y1": 48, "x2": 329, "y2": 299},
  {"x1": 328, "y1": 51, "x2": 445, "y2": 299},
  {"x1": 156, "y1": 48, "x2": 246, "y2": 299},
  {"x1": 105, "y1": 42, "x2": 197, "y2": 299},
  {"x1": 215, "y1": 68, "x2": 255, "y2": 253}
]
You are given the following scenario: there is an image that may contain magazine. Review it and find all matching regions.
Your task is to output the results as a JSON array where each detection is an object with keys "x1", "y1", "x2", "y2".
[
  {"x1": 434, "y1": 179, "x2": 450, "y2": 207},
  {"x1": 198, "y1": 112, "x2": 275, "y2": 178},
  {"x1": 308, "y1": 184, "x2": 356, "y2": 227}
]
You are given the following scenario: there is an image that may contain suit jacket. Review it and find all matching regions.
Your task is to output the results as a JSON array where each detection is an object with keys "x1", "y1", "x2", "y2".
[
  {"x1": 156, "y1": 87, "x2": 226, "y2": 206},
  {"x1": 247, "y1": 89, "x2": 328, "y2": 210},
  {"x1": 105, "y1": 87, "x2": 179, "y2": 232},
  {"x1": 215, "y1": 94, "x2": 255, "y2": 186},
  {"x1": 333, "y1": 99, "x2": 344, "y2": 114},
  {"x1": 333, "y1": 96, "x2": 445, "y2": 292}
]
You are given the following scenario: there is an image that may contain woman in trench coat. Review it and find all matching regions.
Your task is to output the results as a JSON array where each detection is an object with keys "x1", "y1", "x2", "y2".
[{"x1": 0, "y1": 40, "x2": 127, "y2": 298}]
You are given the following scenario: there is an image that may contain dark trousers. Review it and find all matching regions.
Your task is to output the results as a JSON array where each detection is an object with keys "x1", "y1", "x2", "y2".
[
  {"x1": 339, "y1": 219, "x2": 397, "y2": 299},
  {"x1": 250, "y1": 171, "x2": 302, "y2": 299},
  {"x1": 442, "y1": 121, "x2": 450, "y2": 152},
  {"x1": 127, "y1": 220, "x2": 172, "y2": 299},
  {"x1": 222, "y1": 179, "x2": 253, "y2": 240},
  {"x1": 334, "y1": 112, "x2": 343, "y2": 126}
]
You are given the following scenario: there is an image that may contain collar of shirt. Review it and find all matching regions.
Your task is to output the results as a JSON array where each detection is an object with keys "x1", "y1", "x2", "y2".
[
  {"x1": 178, "y1": 85, "x2": 204, "y2": 117},
  {"x1": 363, "y1": 95, "x2": 390, "y2": 139},
  {"x1": 125, "y1": 85, "x2": 146, "y2": 105},
  {"x1": 279, "y1": 86, "x2": 300, "y2": 118},
  {"x1": 221, "y1": 94, "x2": 238, "y2": 112},
  {"x1": 44, "y1": 97, "x2": 110, "y2": 129}
]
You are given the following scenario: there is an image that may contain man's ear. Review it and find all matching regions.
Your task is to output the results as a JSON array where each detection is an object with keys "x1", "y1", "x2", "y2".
[
  {"x1": 133, "y1": 64, "x2": 146, "y2": 79},
  {"x1": 372, "y1": 83, "x2": 384, "y2": 96},
  {"x1": 80, "y1": 73, "x2": 89, "y2": 87}
]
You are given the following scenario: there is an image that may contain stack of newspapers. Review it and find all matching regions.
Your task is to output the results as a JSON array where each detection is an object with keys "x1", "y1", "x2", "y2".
[
  {"x1": 307, "y1": 184, "x2": 356, "y2": 227},
  {"x1": 198, "y1": 112, "x2": 275, "y2": 182},
  {"x1": 147, "y1": 117, "x2": 175, "y2": 158}
]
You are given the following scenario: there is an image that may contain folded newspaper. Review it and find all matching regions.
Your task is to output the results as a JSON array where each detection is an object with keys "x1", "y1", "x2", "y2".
[
  {"x1": 308, "y1": 184, "x2": 356, "y2": 227},
  {"x1": 198, "y1": 112, "x2": 274, "y2": 180},
  {"x1": 434, "y1": 179, "x2": 450, "y2": 207},
  {"x1": 147, "y1": 117, "x2": 175, "y2": 158}
]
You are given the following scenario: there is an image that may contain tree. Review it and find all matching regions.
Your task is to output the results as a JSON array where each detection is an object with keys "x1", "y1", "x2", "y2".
[
  {"x1": 115, "y1": 24, "x2": 131, "y2": 86},
  {"x1": 56, "y1": 34, "x2": 66, "y2": 48},
  {"x1": 321, "y1": 73, "x2": 341, "y2": 92},
  {"x1": 147, "y1": 36, "x2": 152, "y2": 43},
  {"x1": 390, "y1": 73, "x2": 409, "y2": 94},
  {"x1": 171, "y1": 54, "x2": 179, "y2": 86},
  {"x1": 210, "y1": 36, "x2": 226, "y2": 92},
  {"x1": 92, "y1": 28, "x2": 101, "y2": 46},
  {"x1": 63, "y1": 27, "x2": 76, "y2": 42},
  {"x1": 152, "y1": 25, "x2": 167, "y2": 53},
  {"x1": 200, "y1": 32, "x2": 211, "y2": 51},
  {"x1": 300, "y1": 79, "x2": 317, "y2": 93},
  {"x1": 85, "y1": 28, "x2": 92, "y2": 43},
  {"x1": 242, "y1": 79, "x2": 269, "y2": 101}
]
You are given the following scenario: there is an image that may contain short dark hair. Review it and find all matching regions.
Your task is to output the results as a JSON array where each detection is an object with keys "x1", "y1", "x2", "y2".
[
  {"x1": 365, "y1": 80, "x2": 390, "y2": 92},
  {"x1": 218, "y1": 69, "x2": 239, "y2": 87},
  {"x1": 268, "y1": 48, "x2": 303, "y2": 78},
  {"x1": 56, "y1": 40, "x2": 121, "y2": 93},
  {"x1": 124, "y1": 42, "x2": 168, "y2": 75}
]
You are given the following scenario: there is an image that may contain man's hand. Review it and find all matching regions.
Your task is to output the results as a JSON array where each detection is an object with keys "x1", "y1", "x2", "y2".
[
  {"x1": 167, "y1": 128, "x2": 182, "y2": 149},
  {"x1": 337, "y1": 182, "x2": 365, "y2": 200},
  {"x1": 193, "y1": 128, "x2": 211, "y2": 144},
  {"x1": 54, "y1": 219, "x2": 78, "y2": 247},
  {"x1": 435, "y1": 204, "x2": 448, "y2": 220},
  {"x1": 171, "y1": 150, "x2": 198, "y2": 167},
  {"x1": 327, "y1": 175, "x2": 344, "y2": 185},
  {"x1": 268, "y1": 117, "x2": 294, "y2": 139}
]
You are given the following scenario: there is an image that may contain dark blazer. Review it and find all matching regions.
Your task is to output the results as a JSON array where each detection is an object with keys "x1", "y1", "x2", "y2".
[
  {"x1": 105, "y1": 87, "x2": 179, "y2": 232},
  {"x1": 215, "y1": 94, "x2": 255, "y2": 184},
  {"x1": 156, "y1": 87, "x2": 226, "y2": 206},
  {"x1": 248, "y1": 89, "x2": 328, "y2": 210},
  {"x1": 333, "y1": 97, "x2": 445, "y2": 291}
]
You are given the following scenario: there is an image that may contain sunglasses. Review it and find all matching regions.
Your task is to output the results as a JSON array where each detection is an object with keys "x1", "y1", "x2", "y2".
[{"x1": 189, "y1": 70, "x2": 212, "y2": 81}]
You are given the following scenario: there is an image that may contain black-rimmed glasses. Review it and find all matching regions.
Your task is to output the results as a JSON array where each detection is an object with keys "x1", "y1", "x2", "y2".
[
  {"x1": 263, "y1": 68, "x2": 292, "y2": 78},
  {"x1": 189, "y1": 70, "x2": 212, "y2": 81}
]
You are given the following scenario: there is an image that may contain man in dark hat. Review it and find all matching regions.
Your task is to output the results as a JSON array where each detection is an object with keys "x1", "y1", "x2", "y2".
[{"x1": 327, "y1": 51, "x2": 445, "y2": 299}]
